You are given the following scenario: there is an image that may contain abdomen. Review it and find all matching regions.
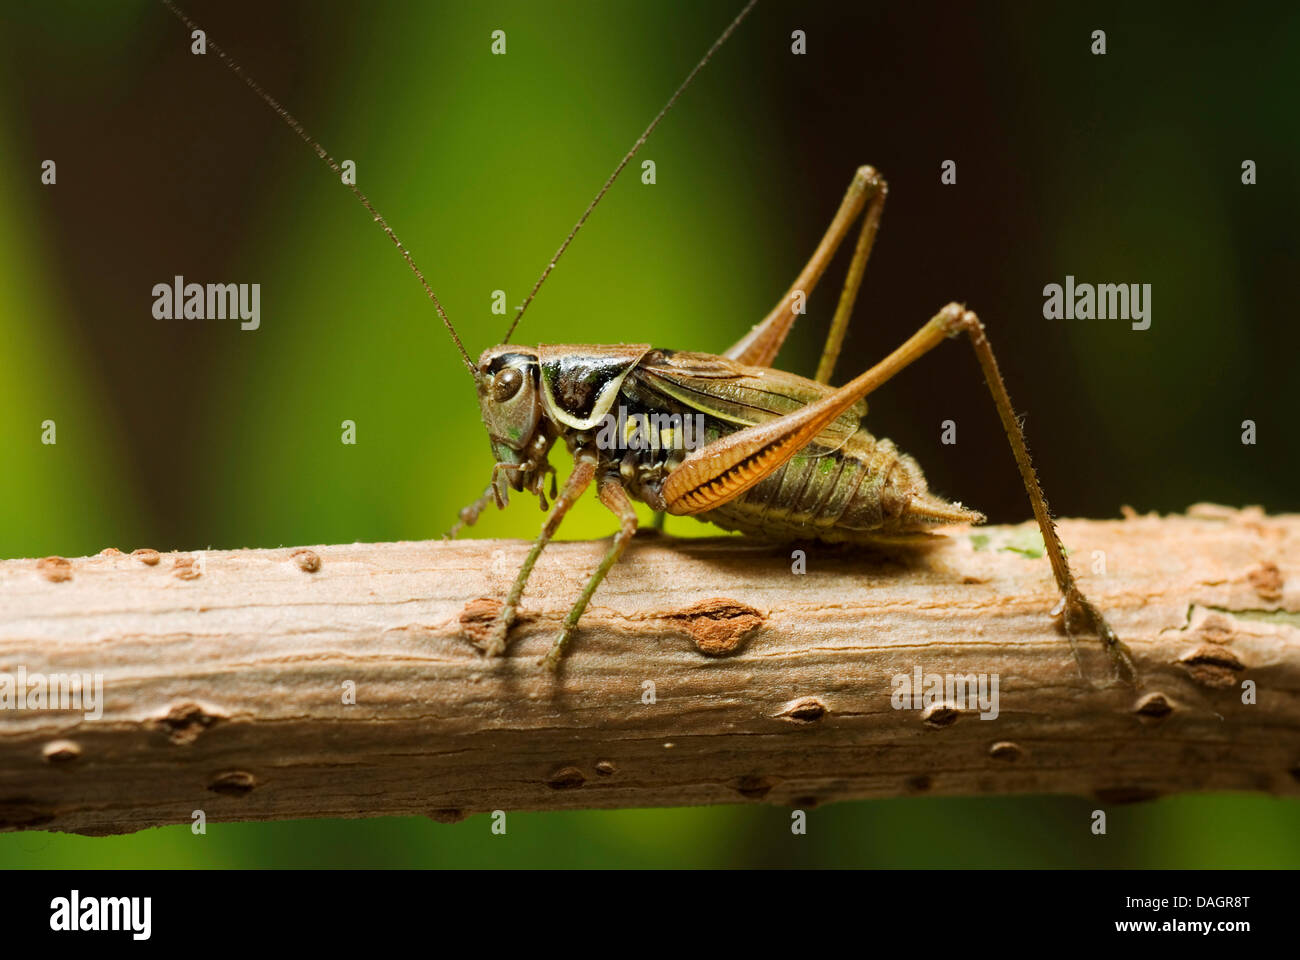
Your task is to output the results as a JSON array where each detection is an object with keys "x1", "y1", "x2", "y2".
[{"x1": 697, "y1": 427, "x2": 982, "y2": 544}]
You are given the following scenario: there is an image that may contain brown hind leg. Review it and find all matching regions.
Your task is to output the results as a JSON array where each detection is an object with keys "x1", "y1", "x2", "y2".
[
  {"x1": 667, "y1": 303, "x2": 1136, "y2": 685},
  {"x1": 725, "y1": 166, "x2": 886, "y2": 381}
]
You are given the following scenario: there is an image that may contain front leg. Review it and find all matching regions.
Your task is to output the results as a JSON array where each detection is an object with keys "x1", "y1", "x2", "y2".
[
  {"x1": 541, "y1": 476, "x2": 639, "y2": 672},
  {"x1": 443, "y1": 484, "x2": 494, "y2": 539},
  {"x1": 484, "y1": 451, "x2": 596, "y2": 656}
]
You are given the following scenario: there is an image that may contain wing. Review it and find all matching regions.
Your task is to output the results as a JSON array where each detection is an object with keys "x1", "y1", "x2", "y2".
[{"x1": 633, "y1": 349, "x2": 866, "y2": 451}]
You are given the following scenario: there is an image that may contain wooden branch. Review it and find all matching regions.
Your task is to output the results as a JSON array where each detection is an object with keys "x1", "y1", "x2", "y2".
[{"x1": 1, "y1": 506, "x2": 1297, "y2": 836}]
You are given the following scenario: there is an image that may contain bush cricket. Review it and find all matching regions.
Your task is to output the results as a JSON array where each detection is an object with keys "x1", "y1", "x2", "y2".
[{"x1": 163, "y1": 0, "x2": 1137, "y2": 682}]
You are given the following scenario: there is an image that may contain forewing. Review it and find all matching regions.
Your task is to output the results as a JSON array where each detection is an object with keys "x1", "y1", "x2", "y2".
[{"x1": 636, "y1": 350, "x2": 865, "y2": 450}]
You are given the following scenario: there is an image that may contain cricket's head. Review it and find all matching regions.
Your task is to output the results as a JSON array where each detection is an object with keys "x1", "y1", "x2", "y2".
[{"x1": 476, "y1": 345, "x2": 551, "y2": 506}]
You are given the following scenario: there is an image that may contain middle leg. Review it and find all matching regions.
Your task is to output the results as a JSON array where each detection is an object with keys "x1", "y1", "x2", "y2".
[
  {"x1": 484, "y1": 451, "x2": 596, "y2": 656},
  {"x1": 541, "y1": 475, "x2": 640, "y2": 671}
]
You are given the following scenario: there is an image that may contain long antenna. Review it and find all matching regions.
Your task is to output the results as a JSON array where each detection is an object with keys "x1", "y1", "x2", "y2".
[
  {"x1": 159, "y1": 0, "x2": 477, "y2": 376},
  {"x1": 500, "y1": 0, "x2": 759, "y2": 344}
]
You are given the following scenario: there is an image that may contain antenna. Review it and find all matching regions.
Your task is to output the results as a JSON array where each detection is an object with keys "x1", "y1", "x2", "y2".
[
  {"x1": 159, "y1": 0, "x2": 478, "y2": 377},
  {"x1": 500, "y1": 0, "x2": 759, "y2": 344}
]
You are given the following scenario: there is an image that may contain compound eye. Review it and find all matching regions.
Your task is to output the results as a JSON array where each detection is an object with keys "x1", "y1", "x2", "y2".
[{"x1": 492, "y1": 366, "x2": 524, "y2": 402}]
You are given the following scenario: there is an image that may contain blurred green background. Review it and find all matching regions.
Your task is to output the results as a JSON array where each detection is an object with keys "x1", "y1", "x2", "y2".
[{"x1": 0, "y1": 0, "x2": 1297, "y2": 867}]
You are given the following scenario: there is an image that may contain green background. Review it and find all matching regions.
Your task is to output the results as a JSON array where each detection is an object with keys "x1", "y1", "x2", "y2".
[{"x1": 0, "y1": 0, "x2": 1296, "y2": 867}]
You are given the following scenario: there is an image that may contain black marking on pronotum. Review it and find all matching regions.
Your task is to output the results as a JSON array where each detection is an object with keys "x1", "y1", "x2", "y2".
[{"x1": 539, "y1": 348, "x2": 649, "y2": 430}]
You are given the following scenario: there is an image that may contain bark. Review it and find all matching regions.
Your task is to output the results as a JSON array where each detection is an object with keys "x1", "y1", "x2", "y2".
[{"x1": 0, "y1": 505, "x2": 1296, "y2": 836}]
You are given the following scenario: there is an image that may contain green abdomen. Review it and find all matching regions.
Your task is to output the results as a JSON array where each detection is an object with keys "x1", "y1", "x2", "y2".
[{"x1": 697, "y1": 429, "x2": 909, "y2": 542}]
